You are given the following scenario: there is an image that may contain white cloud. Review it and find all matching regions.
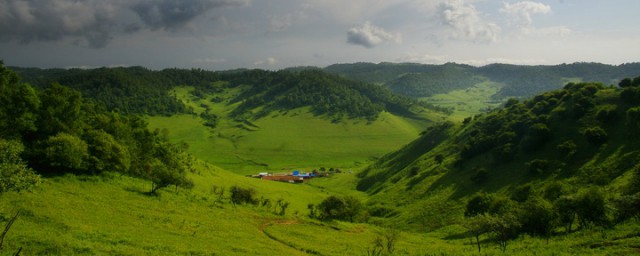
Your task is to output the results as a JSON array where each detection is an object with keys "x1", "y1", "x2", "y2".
[
  {"x1": 254, "y1": 57, "x2": 278, "y2": 66},
  {"x1": 396, "y1": 53, "x2": 447, "y2": 64},
  {"x1": 459, "y1": 57, "x2": 547, "y2": 66},
  {"x1": 438, "y1": 0, "x2": 500, "y2": 43},
  {"x1": 499, "y1": 1, "x2": 570, "y2": 38},
  {"x1": 347, "y1": 21, "x2": 401, "y2": 48},
  {"x1": 500, "y1": 1, "x2": 551, "y2": 26}
]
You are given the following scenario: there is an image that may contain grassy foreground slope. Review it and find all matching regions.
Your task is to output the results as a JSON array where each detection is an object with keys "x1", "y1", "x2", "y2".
[{"x1": 5, "y1": 167, "x2": 640, "y2": 255}]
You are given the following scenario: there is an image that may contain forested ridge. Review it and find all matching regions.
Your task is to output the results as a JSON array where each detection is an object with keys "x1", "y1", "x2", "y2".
[
  {"x1": 14, "y1": 66, "x2": 424, "y2": 122},
  {"x1": 13, "y1": 66, "x2": 220, "y2": 116},
  {"x1": 221, "y1": 69, "x2": 420, "y2": 121}
]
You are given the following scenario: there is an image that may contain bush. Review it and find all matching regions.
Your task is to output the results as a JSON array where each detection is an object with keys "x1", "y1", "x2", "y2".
[
  {"x1": 230, "y1": 186, "x2": 258, "y2": 205},
  {"x1": 43, "y1": 132, "x2": 89, "y2": 171},
  {"x1": 315, "y1": 195, "x2": 362, "y2": 222},
  {"x1": 596, "y1": 105, "x2": 617, "y2": 123},
  {"x1": 583, "y1": 126, "x2": 608, "y2": 146},
  {"x1": 519, "y1": 197, "x2": 556, "y2": 237},
  {"x1": 575, "y1": 187, "x2": 609, "y2": 229},
  {"x1": 465, "y1": 193, "x2": 492, "y2": 217},
  {"x1": 556, "y1": 140, "x2": 577, "y2": 158},
  {"x1": 526, "y1": 159, "x2": 550, "y2": 176},
  {"x1": 470, "y1": 168, "x2": 488, "y2": 184}
]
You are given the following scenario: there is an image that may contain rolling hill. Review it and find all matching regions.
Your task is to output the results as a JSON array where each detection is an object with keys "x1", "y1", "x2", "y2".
[{"x1": 357, "y1": 78, "x2": 640, "y2": 236}]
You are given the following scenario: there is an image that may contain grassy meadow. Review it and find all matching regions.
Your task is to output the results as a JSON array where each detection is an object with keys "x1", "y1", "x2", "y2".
[
  {"x1": 424, "y1": 81, "x2": 505, "y2": 122},
  {"x1": 148, "y1": 86, "x2": 431, "y2": 174}
]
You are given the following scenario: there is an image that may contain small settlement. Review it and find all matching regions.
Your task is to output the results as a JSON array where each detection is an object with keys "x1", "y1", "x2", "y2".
[{"x1": 248, "y1": 169, "x2": 334, "y2": 183}]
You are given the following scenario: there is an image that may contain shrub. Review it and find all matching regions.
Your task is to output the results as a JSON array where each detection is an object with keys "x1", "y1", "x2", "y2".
[
  {"x1": 556, "y1": 140, "x2": 577, "y2": 158},
  {"x1": 0, "y1": 139, "x2": 41, "y2": 193},
  {"x1": 470, "y1": 168, "x2": 488, "y2": 184},
  {"x1": 316, "y1": 195, "x2": 362, "y2": 222},
  {"x1": 596, "y1": 105, "x2": 617, "y2": 123},
  {"x1": 230, "y1": 186, "x2": 258, "y2": 205},
  {"x1": 465, "y1": 193, "x2": 492, "y2": 217},
  {"x1": 526, "y1": 159, "x2": 550, "y2": 176},
  {"x1": 43, "y1": 132, "x2": 89, "y2": 171},
  {"x1": 583, "y1": 126, "x2": 608, "y2": 146}
]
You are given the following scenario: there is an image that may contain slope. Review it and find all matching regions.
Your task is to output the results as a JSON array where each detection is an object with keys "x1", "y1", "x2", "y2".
[
  {"x1": 148, "y1": 84, "x2": 438, "y2": 174},
  {"x1": 358, "y1": 78, "x2": 640, "y2": 233}
]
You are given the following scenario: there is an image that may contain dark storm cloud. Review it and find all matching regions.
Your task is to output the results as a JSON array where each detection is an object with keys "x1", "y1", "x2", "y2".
[
  {"x1": 131, "y1": 0, "x2": 248, "y2": 30},
  {"x1": 0, "y1": 0, "x2": 249, "y2": 48}
]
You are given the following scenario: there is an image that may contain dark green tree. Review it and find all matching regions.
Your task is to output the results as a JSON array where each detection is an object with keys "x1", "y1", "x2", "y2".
[
  {"x1": 0, "y1": 63, "x2": 40, "y2": 139},
  {"x1": 519, "y1": 197, "x2": 556, "y2": 238},
  {"x1": 465, "y1": 193, "x2": 492, "y2": 217}
]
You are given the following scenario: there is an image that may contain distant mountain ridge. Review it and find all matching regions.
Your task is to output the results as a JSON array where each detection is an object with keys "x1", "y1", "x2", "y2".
[{"x1": 326, "y1": 62, "x2": 640, "y2": 99}]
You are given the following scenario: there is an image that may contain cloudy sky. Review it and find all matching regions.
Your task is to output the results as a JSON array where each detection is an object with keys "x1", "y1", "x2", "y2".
[{"x1": 0, "y1": 0, "x2": 638, "y2": 70}]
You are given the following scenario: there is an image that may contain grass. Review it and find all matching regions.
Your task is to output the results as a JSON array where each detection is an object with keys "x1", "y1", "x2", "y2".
[
  {"x1": 148, "y1": 86, "x2": 430, "y2": 174},
  {"x1": 424, "y1": 81, "x2": 505, "y2": 122}
]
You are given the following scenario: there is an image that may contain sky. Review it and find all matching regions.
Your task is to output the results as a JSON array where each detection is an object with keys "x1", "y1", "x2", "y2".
[{"x1": 0, "y1": 0, "x2": 638, "y2": 70}]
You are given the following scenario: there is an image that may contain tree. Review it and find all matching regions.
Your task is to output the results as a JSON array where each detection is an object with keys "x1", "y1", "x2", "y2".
[
  {"x1": 519, "y1": 197, "x2": 556, "y2": 238},
  {"x1": 0, "y1": 63, "x2": 40, "y2": 139},
  {"x1": 37, "y1": 83, "x2": 85, "y2": 136},
  {"x1": 43, "y1": 133, "x2": 89, "y2": 171},
  {"x1": 612, "y1": 193, "x2": 640, "y2": 223},
  {"x1": 315, "y1": 195, "x2": 361, "y2": 222},
  {"x1": 464, "y1": 214, "x2": 493, "y2": 252},
  {"x1": 556, "y1": 140, "x2": 577, "y2": 158},
  {"x1": 633, "y1": 76, "x2": 640, "y2": 87},
  {"x1": 0, "y1": 139, "x2": 40, "y2": 193},
  {"x1": 574, "y1": 187, "x2": 609, "y2": 229},
  {"x1": 618, "y1": 78, "x2": 632, "y2": 88},
  {"x1": 465, "y1": 193, "x2": 492, "y2": 217},
  {"x1": 84, "y1": 129, "x2": 131, "y2": 173},
  {"x1": 488, "y1": 213, "x2": 521, "y2": 252},
  {"x1": 583, "y1": 126, "x2": 608, "y2": 146},
  {"x1": 554, "y1": 195, "x2": 577, "y2": 233},
  {"x1": 342, "y1": 195, "x2": 363, "y2": 222},
  {"x1": 229, "y1": 186, "x2": 258, "y2": 205},
  {"x1": 145, "y1": 159, "x2": 193, "y2": 194}
]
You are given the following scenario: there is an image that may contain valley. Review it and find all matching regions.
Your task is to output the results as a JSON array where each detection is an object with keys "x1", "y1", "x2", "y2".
[{"x1": 2, "y1": 63, "x2": 640, "y2": 255}]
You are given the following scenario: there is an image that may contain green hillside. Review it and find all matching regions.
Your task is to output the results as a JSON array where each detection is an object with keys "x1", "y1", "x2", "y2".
[
  {"x1": 357, "y1": 78, "x2": 640, "y2": 247},
  {"x1": 148, "y1": 83, "x2": 438, "y2": 173}
]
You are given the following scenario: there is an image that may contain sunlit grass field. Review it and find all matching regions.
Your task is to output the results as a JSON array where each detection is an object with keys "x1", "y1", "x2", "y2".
[
  {"x1": 2, "y1": 169, "x2": 639, "y2": 255},
  {"x1": 149, "y1": 86, "x2": 430, "y2": 174},
  {"x1": 424, "y1": 81, "x2": 505, "y2": 122}
]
